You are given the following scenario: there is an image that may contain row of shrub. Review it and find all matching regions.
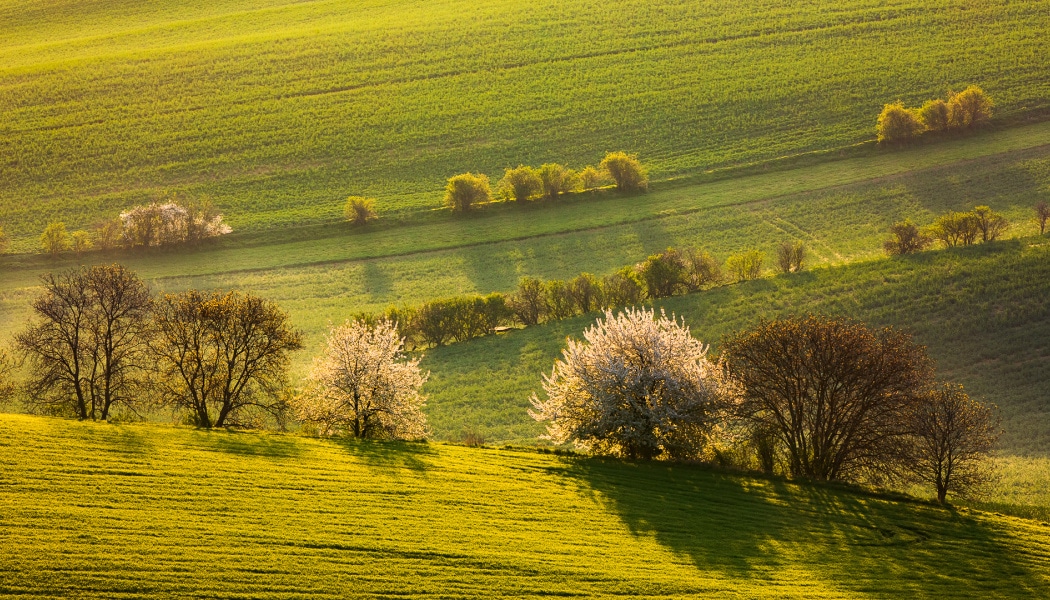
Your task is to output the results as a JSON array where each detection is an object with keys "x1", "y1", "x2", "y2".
[
  {"x1": 884, "y1": 205, "x2": 1010, "y2": 255},
  {"x1": 35, "y1": 198, "x2": 231, "y2": 257},
  {"x1": 360, "y1": 242, "x2": 805, "y2": 349},
  {"x1": 877, "y1": 85, "x2": 993, "y2": 144}
]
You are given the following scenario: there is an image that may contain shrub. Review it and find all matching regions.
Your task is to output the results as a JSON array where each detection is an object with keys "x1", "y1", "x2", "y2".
[
  {"x1": 918, "y1": 99, "x2": 950, "y2": 133},
  {"x1": 681, "y1": 247, "x2": 722, "y2": 291},
  {"x1": 496, "y1": 166, "x2": 543, "y2": 202},
  {"x1": 444, "y1": 173, "x2": 491, "y2": 212},
  {"x1": 883, "y1": 220, "x2": 932, "y2": 255},
  {"x1": 947, "y1": 85, "x2": 993, "y2": 129},
  {"x1": 1036, "y1": 202, "x2": 1050, "y2": 235},
  {"x1": 545, "y1": 280, "x2": 577, "y2": 321},
  {"x1": 92, "y1": 219, "x2": 123, "y2": 251},
  {"x1": 928, "y1": 211, "x2": 979, "y2": 247},
  {"x1": 601, "y1": 267, "x2": 645, "y2": 309},
  {"x1": 510, "y1": 277, "x2": 548, "y2": 326},
  {"x1": 600, "y1": 152, "x2": 648, "y2": 192},
  {"x1": 182, "y1": 197, "x2": 232, "y2": 243},
  {"x1": 294, "y1": 319, "x2": 428, "y2": 440},
  {"x1": 530, "y1": 307, "x2": 735, "y2": 460},
  {"x1": 876, "y1": 102, "x2": 922, "y2": 144},
  {"x1": 775, "y1": 241, "x2": 806, "y2": 274},
  {"x1": 577, "y1": 166, "x2": 607, "y2": 191},
  {"x1": 725, "y1": 250, "x2": 764, "y2": 282},
  {"x1": 722, "y1": 315, "x2": 934, "y2": 482},
  {"x1": 40, "y1": 222, "x2": 71, "y2": 257},
  {"x1": 344, "y1": 196, "x2": 378, "y2": 225},
  {"x1": 568, "y1": 273, "x2": 603, "y2": 314},
  {"x1": 970, "y1": 205, "x2": 1008, "y2": 242},
  {"x1": 906, "y1": 383, "x2": 1001, "y2": 503},
  {"x1": 120, "y1": 200, "x2": 229, "y2": 248},
  {"x1": 71, "y1": 231, "x2": 92, "y2": 255},
  {"x1": 538, "y1": 163, "x2": 579, "y2": 199},
  {"x1": 414, "y1": 299, "x2": 457, "y2": 347},
  {"x1": 638, "y1": 248, "x2": 687, "y2": 298}
]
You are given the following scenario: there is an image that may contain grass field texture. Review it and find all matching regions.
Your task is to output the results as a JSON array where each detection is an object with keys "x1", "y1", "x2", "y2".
[
  {"x1": 2, "y1": 0, "x2": 1049, "y2": 237},
  {"x1": 1, "y1": 413, "x2": 1048, "y2": 599}
]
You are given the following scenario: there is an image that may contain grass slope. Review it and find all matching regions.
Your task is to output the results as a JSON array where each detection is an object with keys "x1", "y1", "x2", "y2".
[
  {"x1": 1, "y1": 413, "x2": 1048, "y2": 599},
  {"x1": 1, "y1": 0, "x2": 1049, "y2": 236}
]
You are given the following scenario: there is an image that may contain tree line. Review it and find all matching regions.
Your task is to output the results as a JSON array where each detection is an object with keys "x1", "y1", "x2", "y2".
[
  {"x1": 877, "y1": 85, "x2": 993, "y2": 144},
  {"x1": 884, "y1": 204, "x2": 1014, "y2": 255}
]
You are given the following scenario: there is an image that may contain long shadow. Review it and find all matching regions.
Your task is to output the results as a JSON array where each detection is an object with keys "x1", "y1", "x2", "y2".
[
  {"x1": 556, "y1": 456, "x2": 1050, "y2": 596},
  {"x1": 329, "y1": 437, "x2": 438, "y2": 474},
  {"x1": 192, "y1": 429, "x2": 304, "y2": 459}
]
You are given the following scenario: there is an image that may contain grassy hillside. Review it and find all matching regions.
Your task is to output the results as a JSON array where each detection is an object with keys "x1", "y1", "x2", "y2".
[
  {"x1": 1, "y1": 413, "x2": 1048, "y2": 599},
  {"x1": 421, "y1": 238, "x2": 1050, "y2": 457},
  {"x1": 2, "y1": 0, "x2": 1049, "y2": 237}
]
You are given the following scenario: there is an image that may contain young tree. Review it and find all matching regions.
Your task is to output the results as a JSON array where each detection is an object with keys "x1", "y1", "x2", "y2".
[
  {"x1": 183, "y1": 197, "x2": 232, "y2": 244},
  {"x1": 294, "y1": 319, "x2": 428, "y2": 439},
  {"x1": 725, "y1": 250, "x2": 764, "y2": 282},
  {"x1": 876, "y1": 102, "x2": 922, "y2": 144},
  {"x1": 510, "y1": 276, "x2": 548, "y2": 326},
  {"x1": 600, "y1": 152, "x2": 649, "y2": 192},
  {"x1": 568, "y1": 273, "x2": 604, "y2": 314},
  {"x1": 497, "y1": 166, "x2": 543, "y2": 202},
  {"x1": 928, "y1": 211, "x2": 979, "y2": 247},
  {"x1": 883, "y1": 220, "x2": 932, "y2": 255},
  {"x1": 544, "y1": 280, "x2": 576, "y2": 320},
  {"x1": 71, "y1": 230, "x2": 93, "y2": 256},
  {"x1": 947, "y1": 86, "x2": 993, "y2": 129},
  {"x1": 776, "y1": 241, "x2": 806, "y2": 274},
  {"x1": 16, "y1": 265, "x2": 153, "y2": 420},
  {"x1": 40, "y1": 222, "x2": 72, "y2": 257},
  {"x1": 970, "y1": 205, "x2": 1008, "y2": 242},
  {"x1": 444, "y1": 173, "x2": 491, "y2": 212},
  {"x1": 577, "y1": 165, "x2": 608, "y2": 191},
  {"x1": 530, "y1": 307, "x2": 734, "y2": 460},
  {"x1": 152, "y1": 290, "x2": 303, "y2": 428},
  {"x1": 538, "y1": 163, "x2": 579, "y2": 199},
  {"x1": 907, "y1": 383, "x2": 1001, "y2": 503},
  {"x1": 1036, "y1": 201, "x2": 1050, "y2": 235},
  {"x1": 722, "y1": 315, "x2": 934, "y2": 482},
  {"x1": 918, "y1": 98, "x2": 950, "y2": 133},
  {"x1": 601, "y1": 267, "x2": 645, "y2": 309},
  {"x1": 638, "y1": 248, "x2": 687, "y2": 298},
  {"x1": 92, "y1": 219, "x2": 123, "y2": 251},
  {"x1": 344, "y1": 196, "x2": 378, "y2": 226}
]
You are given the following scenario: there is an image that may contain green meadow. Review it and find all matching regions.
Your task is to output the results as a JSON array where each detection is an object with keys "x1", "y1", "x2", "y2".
[
  {"x1": 1, "y1": 413, "x2": 1048, "y2": 599},
  {"x1": 2, "y1": 0, "x2": 1049, "y2": 239}
]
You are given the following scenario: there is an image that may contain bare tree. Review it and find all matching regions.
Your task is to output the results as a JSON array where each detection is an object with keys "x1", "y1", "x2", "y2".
[
  {"x1": 776, "y1": 241, "x2": 806, "y2": 274},
  {"x1": 152, "y1": 290, "x2": 303, "y2": 428},
  {"x1": 530, "y1": 307, "x2": 735, "y2": 461},
  {"x1": 16, "y1": 265, "x2": 153, "y2": 420},
  {"x1": 1036, "y1": 201, "x2": 1050, "y2": 235},
  {"x1": 722, "y1": 315, "x2": 934, "y2": 482},
  {"x1": 294, "y1": 319, "x2": 428, "y2": 439},
  {"x1": 907, "y1": 383, "x2": 1001, "y2": 503},
  {"x1": 970, "y1": 205, "x2": 1008, "y2": 242}
]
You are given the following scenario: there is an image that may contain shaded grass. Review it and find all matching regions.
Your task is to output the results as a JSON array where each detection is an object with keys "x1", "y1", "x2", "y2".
[{"x1": 0, "y1": 413, "x2": 1047, "y2": 598}]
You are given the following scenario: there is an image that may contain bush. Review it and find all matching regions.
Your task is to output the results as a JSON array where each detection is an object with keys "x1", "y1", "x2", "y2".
[
  {"x1": 538, "y1": 163, "x2": 579, "y2": 200},
  {"x1": 444, "y1": 173, "x2": 491, "y2": 212},
  {"x1": 970, "y1": 205, "x2": 1008, "y2": 242},
  {"x1": 638, "y1": 248, "x2": 687, "y2": 298},
  {"x1": 344, "y1": 196, "x2": 378, "y2": 225},
  {"x1": 577, "y1": 166, "x2": 607, "y2": 191},
  {"x1": 530, "y1": 307, "x2": 735, "y2": 460},
  {"x1": 876, "y1": 102, "x2": 923, "y2": 144},
  {"x1": 601, "y1": 267, "x2": 645, "y2": 309},
  {"x1": 71, "y1": 230, "x2": 92, "y2": 255},
  {"x1": 40, "y1": 222, "x2": 71, "y2": 257},
  {"x1": 883, "y1": 220, "x2": 932, "y2": 255},
  {"x1": 120, "y1": 200, "x2": 230, "y2": 248},
  {"x1": 414, "y1": 299, "x2": 457, "y2": 347},
  {"x1": 918, "y1": 99, "x2": 950, "y2": 133},
  {"x1": 510, "y1": 277, "x2": 548, "y2": 326},
  {"x1": 1036, "y1": 202, "x2": 1050, "y2": 235},
  {"x1": 927, "y1": 211, "x2": 979, "y2": 247},
  {"x1": 497, "y1": 166, "x2": 543, "y2": 202},
  {"x1": 775, "y1": 241, "x2": 806, "y2": 274},
  {"x1": 545, "y1": 280, "x2": 577, "y2": 321},
  {"x1": 681, "y1": 247, "x2": 722, "y2": 291},
  {"x1": 725, "y1": 250, "x2": 764, "y2": 282},
  {"x1": 600, "y1": 152, "x2": 648, "y2": 192},
  {"x1": 92, "y1": 219, "x2": 123, "y2": 251},
  {"x1": 947, "y1": 85, "x2": 993, "y2": 129},
  {"x1": 568, "y1": 273, "x2": 603, "y2": 314}
]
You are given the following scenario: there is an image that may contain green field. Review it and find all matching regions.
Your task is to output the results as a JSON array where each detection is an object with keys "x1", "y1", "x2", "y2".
[
  {"x1": 1, "y1": 413, "x2": 1048, "y2": 599},
  {"x1": 2, "y1": 0, "x2": 1049, "y2": 239}
]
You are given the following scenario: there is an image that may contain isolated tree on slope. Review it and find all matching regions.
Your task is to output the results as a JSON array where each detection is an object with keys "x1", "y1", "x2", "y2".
[
  {"x1": 295, "y1": 319, "x2": 429, "y2": 439},
  {"x1": 530, "y1": 307, "x2": 735, "y2": 460}
]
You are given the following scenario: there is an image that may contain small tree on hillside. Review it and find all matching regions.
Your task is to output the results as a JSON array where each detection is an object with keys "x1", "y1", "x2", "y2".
[
  {"x1": 294, "y1": 319, "x2": 428, "y2": 439},
  {"x1": 497, "y1": 166, "x2": 543, "y2": 202},
  {"x1": 538, "y1": 163, "x2": 579, "y2": 199},
  {"x1": 883, "y1": 220, "x2": 932, "y2": 255},
  {"x1": 71, "y1": 230, "x2": 92, "y2": 256},
  {"x1": 600, "y1": 152, "x2": 648, "y2": 192},
  {"x1": 92, "y1": 219, "x2": 123, "y2": 252},
  {"x1": 918, "y1": 99, "x2": 950, "y2": 133},
  {"x1": 947, "y1": 86, "x2": 993, "y2": 129},
  {"x1": 578, "y1": 166, "x2": 608, "y2": 191},
  {"x1": 567, "y1": 273, "x2": 603, "y2": 314},
  {"x1": 601, "y1": 267, "x2": 645, "y2": 309},
  {"x1": 152, "y1": 290, "x2": 303, "y2": 428},
  {"x1": 877, "y1": 102, "x2": 923, "y2": 144},
  {"x1": 928, "y1": 211, "x2": 979, "y2": 247},
  {"x1": 344, "y1": 196, "x2": 378, "y2": 226},
  {"x1": 907, "y1": 383, "x2": 1001, "y2": 503},
  {"x1": 638, "y1": 248, "x2": 687, "y2": 298},
  {"x1": 1035, "y1": 202, "x2": 1050, "y2": 235},
  {"x1": 530, "y1": 307, "x2": 735, "y2": 460},
  {"x1": 722, "y1": 315, "x2": 934, "y2": 482},
  {"x1": 776, "y1": 241, "x2": 806, "y2": 274},
  {"x1": 682, "y1": 247, "x2": 722, "y2": 291},
  {"x1": 725, "y1": 250, "x2": 764, "y2": 282},
  {"x1": 40, "y1": 222, "x2": 71, "y2": 257},
  {"x1": 970, "y1": 205, "x2": 1008, "y2": 242},
  {"x1": 510, "y1": 276, "x2": 548, "y2": 326},
  {"x1": 444, "y1": 173, "x2": 491, "y2": 212}
]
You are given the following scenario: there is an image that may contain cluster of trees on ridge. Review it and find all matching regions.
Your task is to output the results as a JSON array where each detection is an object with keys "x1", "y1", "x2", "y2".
[
  {"x1": 884, "y1": 204, "x2": 1013, "y2": 255},
  {"x1": 877, "y1": 85, "x2": 992, "y2": 144},
  {"x1": 0, "y1": 260, "x2": 1004, "y2": 503},
  {"x1": 344, "y1": 152, "x2": 649, "y2": 225}
]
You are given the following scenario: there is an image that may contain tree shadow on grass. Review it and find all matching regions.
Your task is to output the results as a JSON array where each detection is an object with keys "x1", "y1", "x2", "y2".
[
  {"x1": 329, "y1": 437, "x2": 438, "y2": 474},
  {"x1": 555, "y1": 457, "x2": 1050, "y2": 597},
  {"x1": 192, "y1": 429, "x2": 305, "y2": 459}
]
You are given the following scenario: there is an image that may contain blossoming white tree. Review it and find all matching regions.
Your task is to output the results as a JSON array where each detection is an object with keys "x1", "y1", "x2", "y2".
[
  {"x1": 530, "y1": 307, "x2": 734, "y2": 460},
  {"x1": 295, "y1": 319, "x2": 429, "y2": 439}
]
